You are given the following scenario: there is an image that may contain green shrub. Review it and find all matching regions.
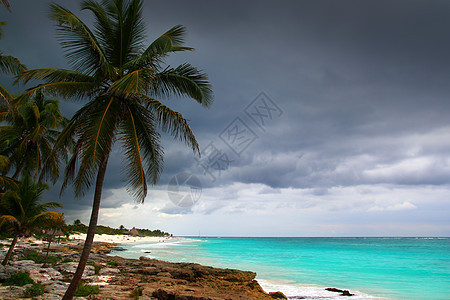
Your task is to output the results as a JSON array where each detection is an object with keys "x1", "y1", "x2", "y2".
[
  {"x1": 107, "y1": 260, "x2": 118, "y2": 266},
  {"x1": 2, "y1": 272, "x2": 33, "y2": 286},
  {"x1": 23, "y1": 283, "x2": 45, "y2": 297},
  {"x1": 75, "y1": 284, "x2": 100, "y2": 296},
  {"x1": 22, "y1": 249, "x2": 61, "y2": 265}
]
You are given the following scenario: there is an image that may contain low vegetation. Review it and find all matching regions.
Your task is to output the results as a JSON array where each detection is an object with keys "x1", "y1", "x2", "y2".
[
  {"x1": 74, "y1": 283, "x2": 100, "y2": 297},
  {"x1": 107, "y1": 260, "x2": 118, "y2": 266},
  {"x1": 66, "y1": 220, "x2": 171, "y2": 237},
  {"x1": 2, "y1": 272, "x2": 33, "y2": 286},
  {"x1": 22, "y1": 249, "x2": 62, "y2": 265},
  {"x1": 23, "y1": 283, "x2": 46, "y2": 297}
]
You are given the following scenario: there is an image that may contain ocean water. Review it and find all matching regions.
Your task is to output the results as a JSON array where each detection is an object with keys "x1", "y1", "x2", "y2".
[{"x1": 111, "y1": 237, "x2": 450, "y2": 300}]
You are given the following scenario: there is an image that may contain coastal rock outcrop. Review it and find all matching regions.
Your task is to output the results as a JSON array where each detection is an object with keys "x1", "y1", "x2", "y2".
[
  {"x1": 326, "y1": 287, "x2": 355, "y2": 296},
  {"x1": 0, "y1": 239, "x2": 286, "y2": 299}
]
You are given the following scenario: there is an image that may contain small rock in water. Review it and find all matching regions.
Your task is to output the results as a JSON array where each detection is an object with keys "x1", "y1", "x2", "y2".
[
  {"x1": 269, "y1": 291, "x2": 288, "y2": 299},
  {"x1": 326, "y1": 287, "x2": 355, "y2": 296}
]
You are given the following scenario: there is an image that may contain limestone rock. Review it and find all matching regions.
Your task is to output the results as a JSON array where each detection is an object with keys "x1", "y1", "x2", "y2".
[
  {"x1": 152, "y1": 288, "x2": 211, "y2": 300},
  {"x1": 0, "y1": 265, "x2": 20, "y2": 280},
  {"x1": 45, "y1": 281, "x2": 69, "y2": 296},
  {"x1": 58, "y1": 262, "x2": 95, "y2": 278},
  {"x1": 99, "y1": 267, "x2": 120, "y2": 275},
  {"x1": 135, "y1": 266, "x2": 161, "y2": 275}
]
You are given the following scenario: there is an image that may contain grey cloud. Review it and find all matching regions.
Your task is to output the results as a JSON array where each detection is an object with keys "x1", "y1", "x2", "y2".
[{"x1": 3, "y1": 0, "x2": 450, "y2": 234}]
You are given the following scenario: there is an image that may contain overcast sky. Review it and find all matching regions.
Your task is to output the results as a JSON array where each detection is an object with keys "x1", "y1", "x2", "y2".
[{"x1": 2, "y1": 0, "x2": 450, "y2": 236}]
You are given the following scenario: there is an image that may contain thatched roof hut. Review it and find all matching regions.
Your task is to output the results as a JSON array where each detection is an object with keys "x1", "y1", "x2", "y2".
[{"x1": 123, "y1": 227, "x2": 141, "y2": 237}]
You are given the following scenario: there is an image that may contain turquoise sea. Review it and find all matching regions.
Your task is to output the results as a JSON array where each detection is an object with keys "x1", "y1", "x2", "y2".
[{"x1": 111, "y1": 237, "x2": 450, "y2": 299}]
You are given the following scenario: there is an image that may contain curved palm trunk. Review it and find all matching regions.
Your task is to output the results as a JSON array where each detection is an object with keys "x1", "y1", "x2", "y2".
[
  {"x1": 62, "y1": 155, "x2": 109, "y2": 300},
  {"x1": 2, "y1": 232, "x2": 18, "y2": 266}
]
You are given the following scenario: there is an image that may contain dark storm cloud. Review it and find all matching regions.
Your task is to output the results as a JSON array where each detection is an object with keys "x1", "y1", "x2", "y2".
[{"x1": 2, "y1": 0, "x2": 450, "y2": 225}]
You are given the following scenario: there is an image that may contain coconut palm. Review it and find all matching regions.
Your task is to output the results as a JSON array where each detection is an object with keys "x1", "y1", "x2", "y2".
[
  {"x1": 18, "y1": 0, "x2": 212, "y2": 298},
  {"x1": 0, "y1": 89, "x2": 69, "y2": 182},
  {"x1": 0, "y1": 174, "x2": 63, "y2": 266}
]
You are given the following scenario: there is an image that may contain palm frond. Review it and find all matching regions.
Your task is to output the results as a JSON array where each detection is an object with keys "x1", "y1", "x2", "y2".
[
  {"x1": 143, "y1": 96, "x2": 199, "y2": 154},
  {"x1": 107, "y1": 68, "x2": 154, "y2": 96},
  {"x1": 31, "y1": 211, "x2": 64, "y2": 225},
  {"x1": 152, "y1": 63, "x2": 213, "y2": 107},
  {"x1": 119, "y1": 106, "x2": 147, "y2": 202},
  {"x1": 17, "y1": 68, "x2": 94, "y2": 85},
  {"x1": 0, "y1": 54, "x2": 26, "y2": 75},
  {"x1": 19, "y1": 82, "x2": 100, "y2": 102},
  {"x1": 100, "y1": 0, "x2": 145, "y2": 68},
  {"x1": 49, "y1": 3, "x2": 115, "y2": 77},
  {"x1": 0, "y1": 84, "x2": 14, "y2": 115},
  {"x1": 128, "y1": 25, "x2": 193, "y2": 70},
  {"x1": 69, "y1": 97, "x2": 119, "y2": 196},
  {"x1": 119, "y1": 101, "x2": 163, "y2": 202},
  {"x1": 0, "y1": 215, "x2": 19, "y2": 227},
  {"x1": 37, "y1": 202, "x2": 63, "y2": 211}
]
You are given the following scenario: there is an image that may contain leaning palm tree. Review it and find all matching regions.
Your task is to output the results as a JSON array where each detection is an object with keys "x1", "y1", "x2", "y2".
[
  {"x1": 18, "y1": 0, "x2": 212, "y2": 298},
  {"x1": 0, "y1": 174, "x2": 63, "y2": 266}
]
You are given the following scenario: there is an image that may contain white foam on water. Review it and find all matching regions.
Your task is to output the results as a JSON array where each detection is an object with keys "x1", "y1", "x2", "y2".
[{"x1": 258, "y1": 279, "x2": 386, "y2": 299}]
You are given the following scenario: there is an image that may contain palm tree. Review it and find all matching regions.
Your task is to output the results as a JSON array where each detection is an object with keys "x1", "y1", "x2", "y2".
[
  {"x1": 0, "y1": 174, "x2": 63, "y2": 266},
  {"x1": 18, "y1": 1, "x2": 213, "y2": 298},
  {"x1": 42, "y1": 213, "x2": 65, "y2": 268},
  {"x1": 0, "y1": 90, "x2": 69, "y2": 181}
]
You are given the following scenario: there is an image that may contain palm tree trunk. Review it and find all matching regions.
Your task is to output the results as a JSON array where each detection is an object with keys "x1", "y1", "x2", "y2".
[
  {"x1": 12, "y1": 162, "x2": 24, "y2": 180},
  {"x1": 42, "y1": 230, "x2": 55, "y2": 268},
  {"x1": 62, "y1": 155, "x2": 109, "y2": 300},
  {"x1": 2, "y1": 232, "x2": 18, "y2": 266}
]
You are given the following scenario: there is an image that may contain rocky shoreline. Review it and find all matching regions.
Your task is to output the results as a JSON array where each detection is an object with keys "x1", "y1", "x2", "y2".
[{"x1": 0, "y1": 238, "x2": 287, "y2": 299}]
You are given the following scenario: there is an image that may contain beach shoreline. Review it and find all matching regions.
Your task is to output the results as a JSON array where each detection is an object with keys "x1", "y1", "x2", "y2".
[
  {"x1": 108, "y1": 236, "x2": 377, "y2": 299},
  {"x1": 0, "y1": 235, "x2": 287, "y2": 299},
  {"x1": 68, "y1": 233, "x2": 173, "y2": 245}
]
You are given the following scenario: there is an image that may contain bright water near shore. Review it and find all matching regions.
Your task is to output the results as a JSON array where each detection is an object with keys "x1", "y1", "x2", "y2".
[{"x1": 111, "y1": 237, "x2": 450, "y2": 300}]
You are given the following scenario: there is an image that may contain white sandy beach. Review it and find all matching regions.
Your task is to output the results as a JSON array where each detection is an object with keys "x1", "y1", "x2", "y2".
[{"x1": 69, "y1": 233, "x2": 172, "y2": 244}]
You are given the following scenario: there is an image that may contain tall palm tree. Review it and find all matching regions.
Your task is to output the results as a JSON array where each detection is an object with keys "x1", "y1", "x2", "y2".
[
  {"x1": 19, "y1": 1, "x2": 213, "y2": 298},
  {"x1": 0, "y1": 174, "x2": 63, "y2": 266},
  {"x1": 0, "y1": 90, "x2": 69, "y2": 181}
]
